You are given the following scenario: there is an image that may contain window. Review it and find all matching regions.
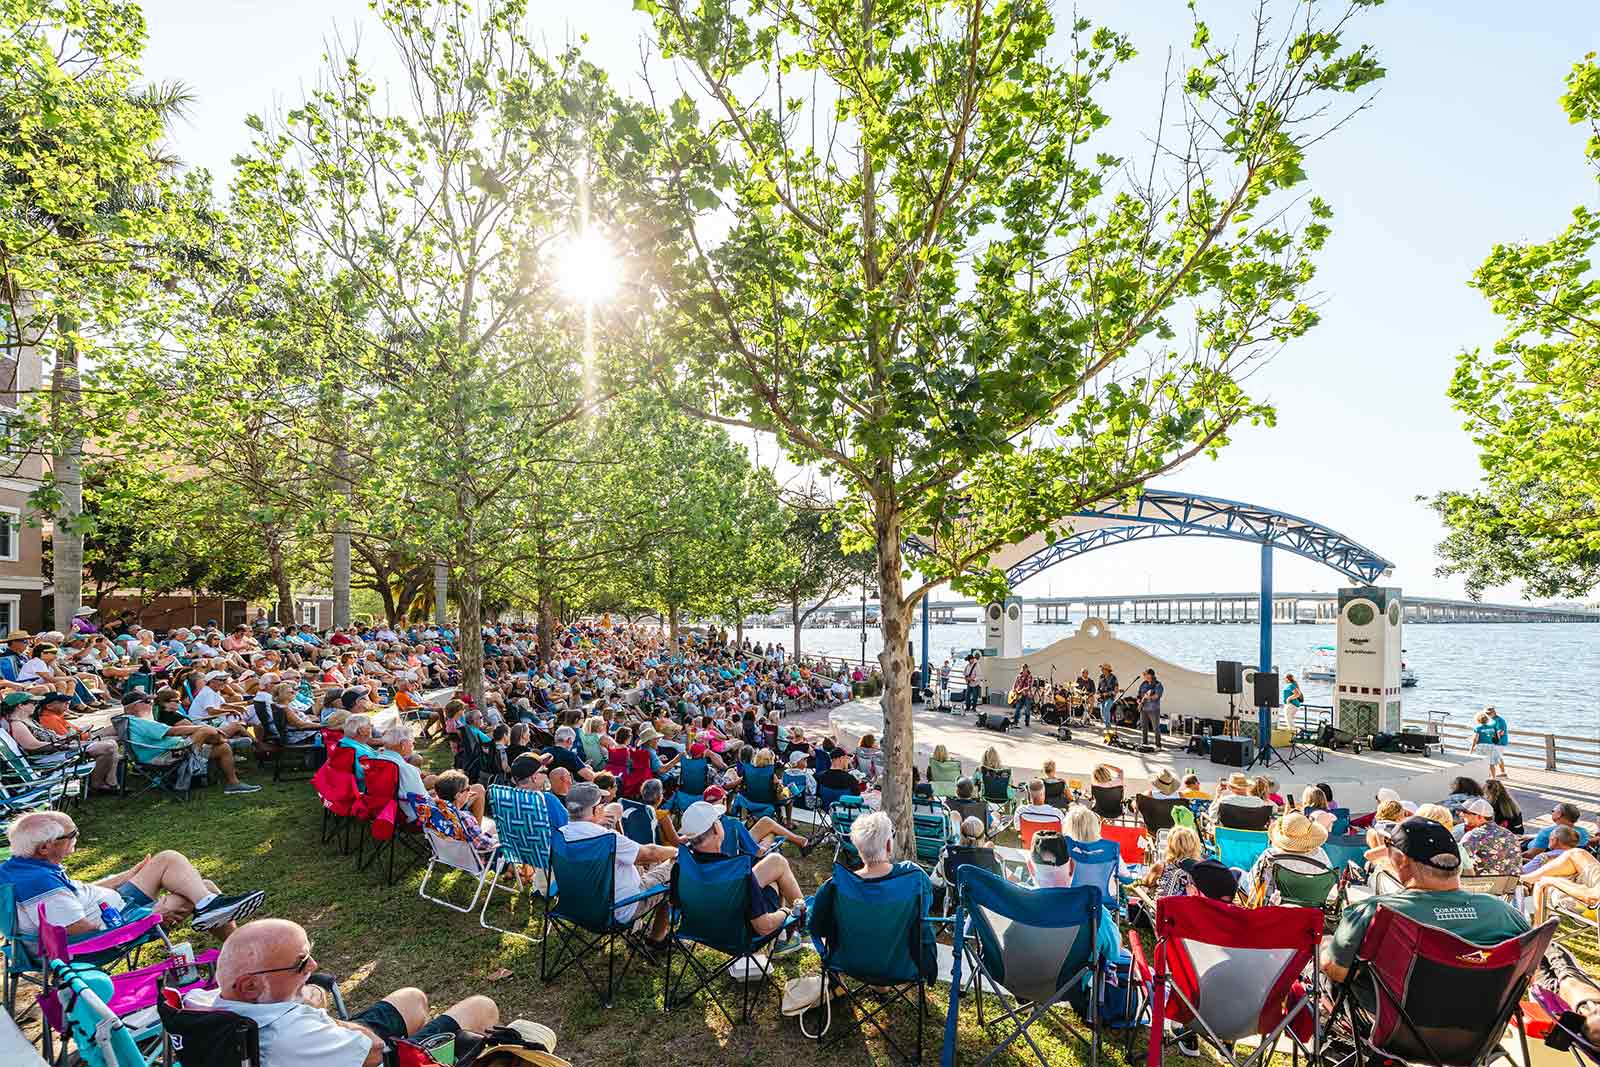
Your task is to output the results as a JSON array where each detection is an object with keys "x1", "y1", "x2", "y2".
[
  {"x1": 0, "y1": 595, "x2": 19, "y2": 635},
  {"x1": 298, "y1": 600, "x2": 321, "y2": 628},
  {"x1": 0, "y1": 506, "x2": 19, "y2": 562}
]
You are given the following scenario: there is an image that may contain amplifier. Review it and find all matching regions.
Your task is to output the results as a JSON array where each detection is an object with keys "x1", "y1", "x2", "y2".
[
  {"x1": 975, "y1": 712, "x2": 1011, "y2": 733},
  {"x1": 1210, "y1": 736, "x2": 1254, "y2": 767}
]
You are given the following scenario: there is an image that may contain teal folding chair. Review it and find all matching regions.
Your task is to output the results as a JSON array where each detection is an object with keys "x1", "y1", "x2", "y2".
[
  {"x1": 48, "y1": 962, "x2": 157, "y2": 1067},
  {"x1": 1214, "y1": 827, "x2": 1270, "y2": 874},
  {"x1": 1, "y1": 883, "x2": 167, "y2": 1017},
  {"x1": 538, "y1": 829, "x2": 667, "y2": 1006}
]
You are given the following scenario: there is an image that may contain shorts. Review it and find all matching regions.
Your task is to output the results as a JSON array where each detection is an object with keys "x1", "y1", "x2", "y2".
[
  {"x1": 1478, "y1": 743, "x2": 1504, "y2": 764},
  {"x1": 354, "y1": 1001, "x2": 484, "y2": 1062},
  {"x1": 118, "y1": 882, "x2": 154, "y2": 910}
]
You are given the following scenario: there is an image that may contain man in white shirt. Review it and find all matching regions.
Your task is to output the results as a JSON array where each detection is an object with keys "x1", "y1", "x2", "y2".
[
  {"x1": 186, "y1": 918, "x2": 499, "y2": 1067},
  {"x1": 557, "y1": 783, "x2": 674, "y2": 944},
  {"x1": 1013, "y1": 779, "x2": 1065, "y2": 834},
  {"x1": 189, "y1": 670, "x2": 237, "y2": 720}
]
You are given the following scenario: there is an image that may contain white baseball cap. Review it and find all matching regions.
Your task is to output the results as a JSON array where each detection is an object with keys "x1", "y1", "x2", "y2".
[
  {"x1": 203, "y1": 670, "x2": 229, "y2": 682},
  {"x1": 680, "y1": 801, "x2": 722, "y2": 840}
]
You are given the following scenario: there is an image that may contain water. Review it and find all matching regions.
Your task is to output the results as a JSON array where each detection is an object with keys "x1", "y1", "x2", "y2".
[{"x1": 741, "y1": 619, "x2": 1600, "y2": 740}]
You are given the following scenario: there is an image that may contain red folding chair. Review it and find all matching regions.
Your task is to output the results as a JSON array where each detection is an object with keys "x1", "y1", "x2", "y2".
[
  {"x1": 1136, "y1": 895, "x2": 1322, "y2": 1067},
  {"x1": 1324, "y1": 907, "x2": 1557, "y2": 1067},
  {"x1": 1101, "y1": 823, "x2": 1146, "y2": 865},
  {"x1": 354, "y1": 755, "x2": 427, "y2": 886},
  {"x1": 311, "y1": 730, "x2": 360, "y2": 853}
]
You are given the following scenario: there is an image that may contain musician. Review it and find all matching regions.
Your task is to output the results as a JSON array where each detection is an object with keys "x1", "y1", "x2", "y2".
[
  {"x1": 937, "y1": 659, "x2": 952, "y2": 705},
  {"x1": 963, "y1": 654, "x2": 982, "y2": 712},
  {"x1": 1096, "y1": 663, "x2": 1119, "y2": 729},
  {"x1": 1074, "y1": 668, "x2": 1094, "y2": 701},
  {"x1": 1136, "y1": 668, "x2": 1164, "y2": 750},
  {"x1": 1008, "y1": 664, "x2": 1037, "y2": 728}
]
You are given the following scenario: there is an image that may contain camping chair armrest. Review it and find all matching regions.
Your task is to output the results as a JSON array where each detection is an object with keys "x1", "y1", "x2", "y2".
[
  {"x1": 67, "y1": 909, "x2": 161, "y2": 954},
  {"x1": 1125, "y1": 927, "x2": 1154, "y2": 985},
  {"x1": 614, "y1": 884, "x2": 670, "y2": 911}
]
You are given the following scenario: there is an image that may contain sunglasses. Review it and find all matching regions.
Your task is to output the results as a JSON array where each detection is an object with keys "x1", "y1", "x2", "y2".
[
  {"x1": 245, "y1": 941, "x2": 314, "y2": 978},
  {"x1": 49, "y1": 829, "x2": 80, "y2": 844}
]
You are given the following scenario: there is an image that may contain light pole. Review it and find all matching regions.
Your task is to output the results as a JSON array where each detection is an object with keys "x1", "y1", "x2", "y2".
[{"x1": 860, "y1": 584, "x2": 868, "y2": 667}]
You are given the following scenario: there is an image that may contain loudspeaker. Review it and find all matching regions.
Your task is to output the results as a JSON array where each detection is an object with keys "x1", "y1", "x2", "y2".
[
  {"x1": 1252, "y1": 670, "x2": 1280, "y2": 708},
  {"x1": 1210, "y1": 736, "x2": 1254, "y2": 767},
  {"x1": 976, "y1": 712, "x2": 1011, "y2": 733},
  {"x1": 1215, "y1": 660, "x2": 1245, "y2": 695}
]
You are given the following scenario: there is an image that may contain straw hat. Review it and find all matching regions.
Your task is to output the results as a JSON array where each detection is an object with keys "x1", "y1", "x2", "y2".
[
  {"x1": 1150, "y1": 769, "x2": 1179, "y2": 793},
  {"x1": 3, "y1": 630, "x2": 29, "y2": 642},
  {"x1": 1270, "y1": 811, "x2": 1329, "y2": 854},
  {"x1": 636, "y1": 724, "x2": 661, "y2": 746},
  {"x1": 1227, "y1": 771, "x2": 1251, "y2": 791}
]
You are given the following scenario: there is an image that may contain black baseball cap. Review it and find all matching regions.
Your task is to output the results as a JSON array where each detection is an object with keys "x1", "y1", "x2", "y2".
[
  {"x1": 509, "y1": 754, "x2": 542, "y2": 781},
  {"x1": 36, "y1": 692, "x2": 71, "y2": 708},
  {"x1": 1184, "y1": 858, "x2": 1239, "y2": 900},
  {"x1": 121, "y1": 690, "x2": 153, "y2": 706},
  {"x1": 1386, "y1": 815, "x2": 1461, "y2": 871}
]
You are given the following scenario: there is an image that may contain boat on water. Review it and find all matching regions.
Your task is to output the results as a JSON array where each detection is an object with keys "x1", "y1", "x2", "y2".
[{"x1": 1303, "y1": 644, "x2": 1419, "y2": 687}]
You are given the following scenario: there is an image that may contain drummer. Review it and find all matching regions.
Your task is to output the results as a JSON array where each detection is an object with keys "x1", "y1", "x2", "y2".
[{"x1": 1075, "y1": 668, "x2": 1095, "y2": 713}]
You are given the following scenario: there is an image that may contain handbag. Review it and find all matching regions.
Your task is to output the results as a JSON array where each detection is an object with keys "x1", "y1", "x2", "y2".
[{"x1": 783, "y1": 974, "x2": 829, "y2": 1036}]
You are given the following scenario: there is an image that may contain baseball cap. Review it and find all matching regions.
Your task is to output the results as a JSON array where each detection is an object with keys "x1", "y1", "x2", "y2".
[
  {"x1": 702, "y1": 785, "x2": 728, "y2": 805},
  {"x1": 1184, "y1": 858, "x2": 1239, "y2": 900},
  {"x1": 203, "y1": 670, "x2": 229, "y2": 682},
  {"x1": 509, "y1": 754, "x2": 542, "y2": 781},
  {"x1": 1386, "y1": 815, "x2": 1461, "y2": 871},
  {"x1": 680, "y1": 801, "x2": 722, "y2": 839},
  {"x1": 1462, "y1": 797, "x2": 1495, "y2": 819},
  {"x1": 121, "y1": 690, "x2": 153, "y2": 706},
  {"x1": 36, "y1": 691, "x2": 70, "y2": 708}
]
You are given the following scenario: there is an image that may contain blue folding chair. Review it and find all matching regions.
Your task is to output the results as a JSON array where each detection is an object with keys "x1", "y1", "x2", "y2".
[
  {"x1": 943, "y1": 867, "x2": 1106, "y2": 1067},
  {"x1": 538, "y1": 829, "x2": 667, "y2": 1006},
  {"x1": 480, "y1": 784, "x2": 553, "y2": 942},
  {"x1": 669, "y1": 756, "x2": 709, "y2": 814},
  {"x1": 913, "y1": 797, "x2": 956, "y2": 868},
  {"x1": 807, "y1": 862, "x2": 938, "y2": 1063},
  {"x1": 1322, "y1": 833, "x2": 1369, "y2": 878},
  {"x1": 733, "y1": 762, "x2": 779, "y2": 822},
  {"x1": 829, "y1": 796, "x2": 868, "y2": 866},
  {"x1": 1067, "y1": 837, "x2": 1124, "y2": 906},
  {"x1": 663, "y1": 846, "x2": 801, "y2": 1025},
  {"x1": 1215, "y1": 827, "x2": 1271, "y2": 873},
  {"x1": 620, "y1": 798, "x2": 657, "y2": 846}
]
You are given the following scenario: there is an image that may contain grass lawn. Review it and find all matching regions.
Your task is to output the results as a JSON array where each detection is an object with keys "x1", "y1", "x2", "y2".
[{"x1": 36, "y1": 743, "x2": 1600, "y2": 1067}]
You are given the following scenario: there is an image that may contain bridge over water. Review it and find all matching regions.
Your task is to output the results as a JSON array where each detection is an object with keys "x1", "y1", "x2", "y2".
[{"x1": 794, "y1": 592, "x2": 1599, "y2": 626}]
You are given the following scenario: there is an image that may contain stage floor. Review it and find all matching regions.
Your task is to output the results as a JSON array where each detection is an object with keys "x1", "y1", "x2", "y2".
[{"x1": 825, "y1": 699, "x2": 1486, "y2": 807}]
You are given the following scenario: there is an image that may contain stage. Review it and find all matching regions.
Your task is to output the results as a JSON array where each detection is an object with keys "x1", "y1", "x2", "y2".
[{"x1": 825, "y1": 699, "x2": 1487, "y2": 807}]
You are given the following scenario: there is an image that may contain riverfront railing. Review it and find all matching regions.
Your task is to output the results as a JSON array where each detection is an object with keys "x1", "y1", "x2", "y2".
[{"x1": 1402, "y1": 717, "x2": 1600, "y2": 773}]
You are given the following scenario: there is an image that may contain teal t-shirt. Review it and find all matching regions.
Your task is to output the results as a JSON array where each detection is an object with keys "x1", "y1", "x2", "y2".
[
  {"x1": 125, "y1": 716, "x2": 189, "y2": 763},
  {"x1": 1330, "y1": 888, "x2": 1530, "y2": 969}
]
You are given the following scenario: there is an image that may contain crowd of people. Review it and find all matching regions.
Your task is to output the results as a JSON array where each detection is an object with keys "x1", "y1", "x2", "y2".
[{"x1": 4, "y1": 609, "x2": 1599, "y2": 1065}]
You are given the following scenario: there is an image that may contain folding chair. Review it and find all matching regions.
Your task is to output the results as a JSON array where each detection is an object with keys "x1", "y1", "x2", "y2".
[
  {"x1": 1532, "y1": 982, "x2": 1600, "y2": 1067},
  {"x1": 941, "y1": 867, "x2": 1104, "y2": 1067},
  {"x1": 311, "y1": 730, "x2": 361, "y2": 853},
  {"x1": 157, "y1": 970, "x2": 350, "y2": 1067},
  {"x1": 1091, "y1": 784, "x2": 1127, "y2": 823},
  {"x1": 1101, "y1": 823, "x2": 1146, "y2": 865},
  {"x1": 1136, "y1": 794, "x2": 1183, "y2": 834},
  {"x1": 829, "y1": 796, "x2": 867, "y2": 867},
  {"x1": 1460, "y1": 874, "x2": 1523, "y2": 907},
  {"x1": 112, "y1": 715, "x2": 208, "y2": 802},
  {"x1": 1215, "y1": 827, "x2": 1270, "y2": 872},
  {"x1": 480, "y1": 784, "x2": 552, "y2": 942},
  {"x1": 980, "y1": 768, "x2": 1014, "y2": 820},
  {"x1": 1, "y1": 883, "x2": 166, "y2": 1018},
  {"x1": 0, "y1": 729, "x2": 90, "y2": 806},
  {"x1": 732, "y1": 762, "x2": 779, "y2": 823},
  {"x1": 663, "y1": 847, "x2": 802, "y2": 1025},
  {"x1": 352, "y1": 756, "x2": 426, "y2": 885},
  {"x1": 927, "y1": 758, "x2": 963, "y2": 798},
  {"x1": 1068, "y1": 838, "x2": 1125, "y2": 908},
  {"x1": 538, "y1": 830, "x2": 668, "y2": 1006},
  {"x1": 1322, "y1": 908, "x2": 1556, "y2": 1067},
  {"x1": 912, "y1": 797, "x2": 956, "y2": 868},
  {"x1": 263, "y1": 705, "x2": 322, "y2": 783},
  {"x1": 418, "y1": 827, "x2": 503, "y2": 914},
  {"x1": 1043, "y1": 778, "x2": 1070, "y2": 809},
  {"x1": 1171, "y1": 806, "x2": 1197, "y2": 831},
  {"x1": 1137, "y1": 895, "x2": 1323, "y2": 1067},
  {"x1": 1016, "y1": 811, "x2": 1062, "y2": 851},
  {"x1": 1322, "y1": 834, "x2": 1369, "y2": 878},
  {"x1": 1263, "y1": 853, "x2": 1340, "y2": 926},
  {"x1": 47, "y1": 961, "x2": 157, "y2": 1067},
  {"x1": 939, "y1": 845, "x2": 1003, "y2": 916},
  {"x1": 669, "y1": 756, "x2": 709, "y2": 813},
  {"x1": 807, "y1": 861, "x2": 937, "y2": 1063},
  {"x1": 36, "y1": 909, "x2": 216, "y2": 1066}
]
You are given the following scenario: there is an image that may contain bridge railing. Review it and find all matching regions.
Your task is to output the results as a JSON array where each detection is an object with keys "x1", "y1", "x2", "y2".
[{"x1": 1402, "y1": 717, "x2": 1600, "y2": 773}]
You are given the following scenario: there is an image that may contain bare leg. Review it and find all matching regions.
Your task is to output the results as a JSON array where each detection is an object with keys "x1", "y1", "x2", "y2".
[
  {"x1": 209, "y1": 740, "x2": 240, "y2": 786},
  {"x1": 440, "y1": 995, "x2": 498, "y2": 1035},
  {"x1": 753, "y1": 852, "x2": 803, "y2": 906},
  {"x1": 749, "y1": 815, "x2": 806, "y2": 848},
  {"x1": 381, "y1": 987, "x2": 429, "y2": 1034},
  {"x1": 127, "y1": 850, "x2": 216, "y2": 909}
]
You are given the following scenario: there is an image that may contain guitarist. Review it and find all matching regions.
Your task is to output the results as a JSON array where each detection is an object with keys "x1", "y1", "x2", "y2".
[{"x1": 1096, "y1": 663, "x2": 1120, "y2": 730}]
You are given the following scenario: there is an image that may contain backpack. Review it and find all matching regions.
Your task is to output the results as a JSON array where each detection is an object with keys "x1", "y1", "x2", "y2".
[{"x1": 1068, "y1": 948, "x2": 1141, "y2": 1028}]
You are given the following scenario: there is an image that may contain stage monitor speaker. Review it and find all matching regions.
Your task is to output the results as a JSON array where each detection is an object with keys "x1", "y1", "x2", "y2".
[
  {"x1": 976, "y1": 712, "x2": 1011, "y2": 734},
  {"x1": 1215, "y1": 660, "x2": 1245, "y2": 695},
  {"x1": 1253, "y1": 670, "x2": 1280, "y2": 708},
  {"x1": 1210, "y1": 736, "x2": 1254, "y2": 767}
]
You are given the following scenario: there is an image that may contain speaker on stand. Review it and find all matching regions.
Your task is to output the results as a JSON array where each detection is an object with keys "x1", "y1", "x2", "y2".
[
  {"x1": 1246, "y1": 670, "x2": 1292, "y2": 772},
  {"x1": 1215, "y1": 660, "x2": 1244, "y2": 736}
]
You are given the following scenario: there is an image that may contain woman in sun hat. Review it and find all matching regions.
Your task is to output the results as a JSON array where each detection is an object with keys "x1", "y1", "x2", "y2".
[
  {"x1": 1245, "y1": 809, "x2": 1331, "y2": 903},
  {"x1": 1147, "y1": 768, "x2": 1181, "y2": 799}
]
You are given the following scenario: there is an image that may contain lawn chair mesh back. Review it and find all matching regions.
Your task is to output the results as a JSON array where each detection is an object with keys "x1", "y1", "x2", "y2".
[
  {"x1": 943, "y1": 846, "x2": 1002, "y2": 912},
  {"x1": 1091, "y1": 785, "x2": 1125, "y2": 822},
  {"x1": 1017, "y1": 812, "x2": 1060, "y2": 851},
  {"x1": 665, "y1": 847, "x2": 797, "y2": 1025},
  {"x1": 942, "y1": 867, "x2": 1103, "y2": 1067},
  {"x1": 312, "y1": 738, "x2": 361, "y2": 849},
  {"x1": 829, "y1": 797, "x2": 866, "y2": 865},
  {"x1": 1268, "y1": 853, "x2": 1338, "y2": 910},
  {"x1": 1214, "y1": 827, "x2": 1270, "y2": 872},
  {"x1": 619, "y1": 799, "x2": 656, "y2": 846},
  {"x1": 159, "y1": 984, "x2": 261, "y2": 1067},
  {"x1": 481, "y1": 784, "x2": 552, "y2": 939},
  {"x1": 2, "y1": 882, "x2": 163, "y2": 1017},
  {"x1": 913, "y1": 798, "x2": 954, "y2": 866},
  {"x1": 734, "y1": 762, "x2": 778, "y2": 820},
  {"x1": 928, "y1": 759, "x2": 962, "y2": 796},
  {"x1": 1335, "y1": 907, "x2": 1556, "y2": 1067},
  {"x1": 1136, "y1": 794, "x2": 1182, "y2": 833},
  {"x1": 671, "y1": 757, "x2": 708, "y2": 812},
  {"x1": 809, "y1": 862, "x2": 936, "y2": 1062},
  {"x1": 1068, "y1": 837, "x2": 1122, "y2": 903},
  {"x1": 1322, "y1": 834, "x2": 1369, "y2": 876},
  {"x1": 980, "y1": 767, "x2": 1012, "y2": 805},
  {"x1": 1144, "y1": 895, "x2": 1322, "y2": 1067},
  {"x1": 49, "y1": 961, "x2": 151, "y2": 1067}
]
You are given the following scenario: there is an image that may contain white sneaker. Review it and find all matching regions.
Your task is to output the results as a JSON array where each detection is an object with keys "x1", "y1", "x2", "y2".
[{"x1": 193, "y1": 890, "x2": 266, "y2": 930}]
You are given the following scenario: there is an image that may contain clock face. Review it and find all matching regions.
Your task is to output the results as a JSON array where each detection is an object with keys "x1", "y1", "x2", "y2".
[
  {"x1": 1007, "y1": 605, "x2": 1020, "y2": 622},
  {"x1": 1388, "y1": 602, "x2": 1401, "y2": 626},
  {"x1": 1346, "y1": 602, "x2": 1375, "y2": 627},
  {"x1": 987, "y1": 604, "x2": 1002, "y2": 621}
]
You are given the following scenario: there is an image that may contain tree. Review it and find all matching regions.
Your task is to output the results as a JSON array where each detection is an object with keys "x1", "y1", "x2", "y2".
[
  {"x1": 1428, "y1": 55, "x2": 1600, "y2": 600},
  {"x1": 765, "y1": 492, "x2": 875, "y2": 657},
  {"x1": 633, "y1": 0, "x2": 1383, "y2": 855},
  {"x1": 234, "y1": 0, "x2": 652, "y2": 701},
  {"x1": 705, "y1": 467, "x2": 787, "y2": 648}
]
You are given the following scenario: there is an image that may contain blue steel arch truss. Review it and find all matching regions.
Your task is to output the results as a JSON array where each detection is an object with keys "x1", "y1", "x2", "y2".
[{"x1": 1002, "y1": 489, "x2": 1392, "y2": 587}]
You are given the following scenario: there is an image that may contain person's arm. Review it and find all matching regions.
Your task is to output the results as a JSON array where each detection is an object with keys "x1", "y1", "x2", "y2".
[
  {"x1": 636, "y1": 843, "x2": 676, "y2": 866},
  {"x1": 92, "y1": 854, "x2": 152, "y2": 890}
]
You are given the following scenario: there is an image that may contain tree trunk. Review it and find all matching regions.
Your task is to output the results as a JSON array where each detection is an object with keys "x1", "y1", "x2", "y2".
[
  {"x1": 376, "y1": 578, "x2": 399, "y2": 627},
  {"x1": 791, "y1": 597, "x2": 803, "y2": 659},
  {"x1": 266, "y1": 535, "x2": 295, "y2": 625},
  {"x1": 331, "y1": 446, "x2": 351, "y2": 629},
  {"x1": 433, "y1": 560, "x2": 448, "y2": 625},
  {"x1": 458, "y1": 562, "x2": 485, "y2": 704},
  {"x1": 49, "y1": 320, "x2": 83, "y2": 629},
  {"x1": 875, "y1": 506, "x2": 917, "y2": 861},
  {"x1": 536, "y1": 589, "x2": 556, "y2": 664},
  {"x1": 733, "y1": 602, "x2": 745, "y2": 651},
  {"x1": 668, "y1": 605, "x2": 680, "y2": 648}
]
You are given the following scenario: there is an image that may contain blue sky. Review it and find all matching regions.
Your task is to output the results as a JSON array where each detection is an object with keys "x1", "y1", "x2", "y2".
[{"x1": 137, "y1": 0, "x2": 1599, "y2": 604}]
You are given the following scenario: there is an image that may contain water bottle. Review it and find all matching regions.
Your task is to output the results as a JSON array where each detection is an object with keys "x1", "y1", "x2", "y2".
[{"x1": 98, "y1": 902, "x2": 124, "y2": 928}]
